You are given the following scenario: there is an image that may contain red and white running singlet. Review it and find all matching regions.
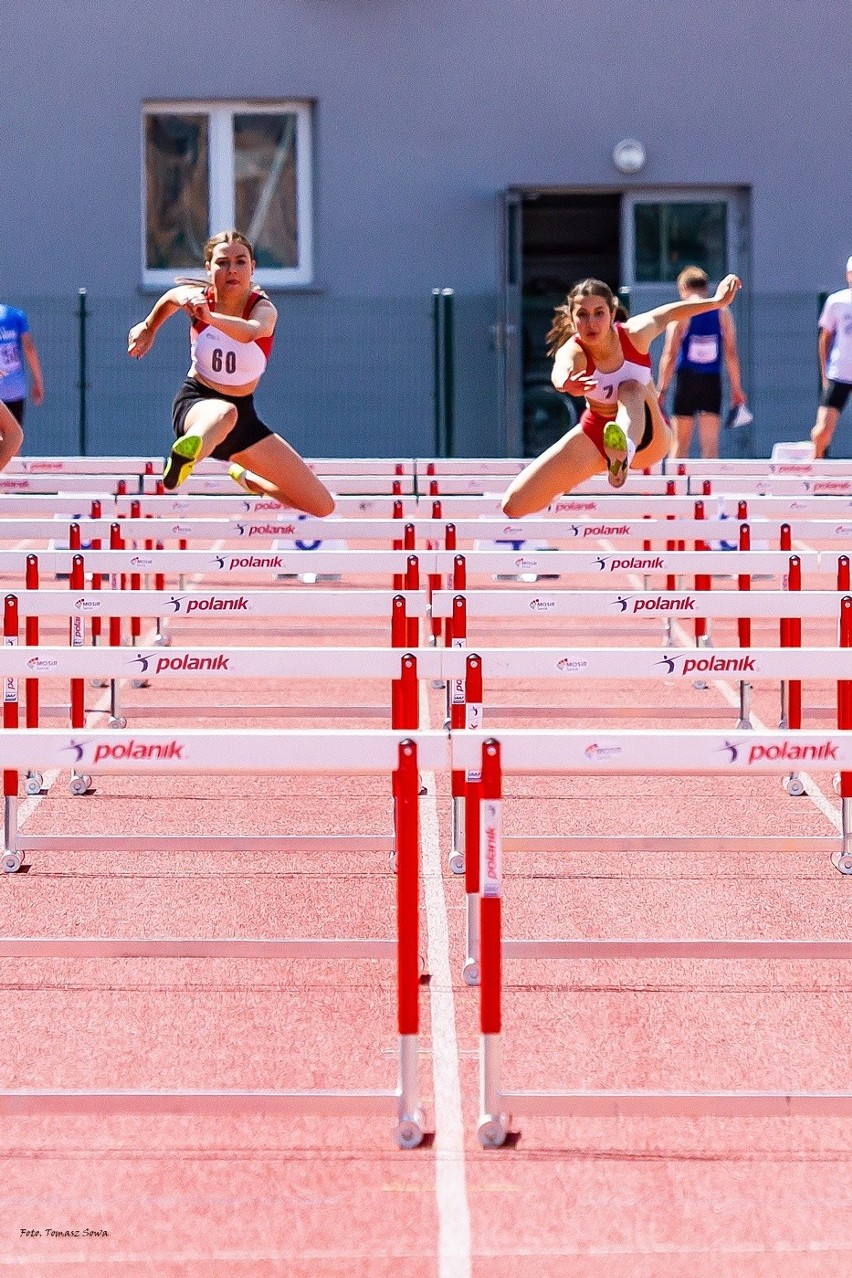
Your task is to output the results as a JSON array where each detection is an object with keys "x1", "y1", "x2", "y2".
[
  {"x1": 573, "y1": 323, "x2": 652, "y2": 405},
  {"x1": 189, "y1": 289, "x2": 274, "y2": 386}
]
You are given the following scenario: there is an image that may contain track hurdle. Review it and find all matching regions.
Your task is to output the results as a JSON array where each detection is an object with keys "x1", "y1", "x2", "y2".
[
  {"x1": 2, "y1": 586, "x2": 428, "y2": 735},
  {"x1": 443, "y1": 640, "x2": 852, "y2": 976},
  {"x1": 454, "y1": 729, "x2": 852, "y2": 1148},
  {"x1": 0, "y1": 727, "x2": 447, "y2": 1147}
]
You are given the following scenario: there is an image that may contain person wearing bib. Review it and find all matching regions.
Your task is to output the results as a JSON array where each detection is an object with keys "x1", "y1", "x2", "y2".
[
  {"x1": 810, "y1": 256, "x2": 852, "y2": 458},
  {"x1": 127, "y1": 230, "x2": 334, "y2": 515},
  {"x1": 657, "y1": 266, "x2": 746, "y2": 459},
  {"x1": 502, "y1": 273, "x2": 742, "y2": 517}
]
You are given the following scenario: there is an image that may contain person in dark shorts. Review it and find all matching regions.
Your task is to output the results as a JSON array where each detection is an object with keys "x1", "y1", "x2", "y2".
[
  {"x1": 657, "y1": 266, "x2": 746, "y2": 459},
  {"x1": 127, "y1": 229, "x2": 334, "y2": 514},
  {"x1": 810, "y1": 256, "x2": 852, "y2": 458}
]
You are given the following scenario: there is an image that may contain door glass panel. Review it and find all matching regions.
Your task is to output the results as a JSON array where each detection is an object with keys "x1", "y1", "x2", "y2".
[
  {"x1": 233, "y1": 113, "x2": 299, "y2": 269},
  {"x1": 633, "y1": 201, "x2": 727, "y2": 282},
  {"x1": 145, "y1": 113, "x2": 210, "y2": 269}
]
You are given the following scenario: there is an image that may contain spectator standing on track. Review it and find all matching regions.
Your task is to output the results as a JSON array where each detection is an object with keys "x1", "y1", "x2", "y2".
[
  {"x1": 502, "y1": 273, "x2": 742, "y2": 517},
  {"x1": 127, "y1": 228, "x2": 334, "y2": 515},
  {"x1": 0, "y1": 302, "x2": 40, "y2": 468},
  {"x1": 656, "y1": 266, "x2": 746, "y2": 460},
  {"x1": 810, "y1": 256, "x2": 852, "y2": 458}
]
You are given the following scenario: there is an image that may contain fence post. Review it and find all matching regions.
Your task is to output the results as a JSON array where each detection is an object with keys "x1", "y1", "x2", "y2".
[
  {"x1": 77, "y1": 288, "x2": 88, "y2": 456},
  {"x1": 432, "y1": 287, "x2": 455, "y2": 457}
]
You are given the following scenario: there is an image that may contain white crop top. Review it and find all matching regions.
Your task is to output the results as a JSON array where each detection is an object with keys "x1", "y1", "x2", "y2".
[
  {"x1": 574, "y1": 324, "x2": 652, "y2": 405},
  {"x1": 188, "y1": 290, "x2": 274, "y2": 387}
]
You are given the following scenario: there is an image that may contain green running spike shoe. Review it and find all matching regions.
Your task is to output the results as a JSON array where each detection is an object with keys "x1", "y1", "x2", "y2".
[
  {"x1": 163, "y1": 434, "x2": 202, "y2": 491},
  {"x1": 602, "y1": 422, "x2": 629, "y2": 489}
]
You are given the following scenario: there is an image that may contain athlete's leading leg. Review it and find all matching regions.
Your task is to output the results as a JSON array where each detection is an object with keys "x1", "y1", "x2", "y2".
[
  {"x1": 501, "y1": 428, "x2": 602, "y2": 518},
  {"x1": 811, "y1": 406, "x2": 839, "y2": 459},
  {"x1": 634, "y1": 390, "x2": 673, "y2": 470},
  {"x1": 601, "y1": 380, "x2": 648, "y2": 488},
  {"x1": 163, "y1": 399, "x2": 238, "y2": 490},
  {"x1": 229, "y1": 433, "x2": 335, "y2": 516}
]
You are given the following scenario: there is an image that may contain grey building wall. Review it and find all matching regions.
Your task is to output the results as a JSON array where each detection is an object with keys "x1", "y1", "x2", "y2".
[{"x1": 3, "y1": 0, "x2": 851, "y2": 457}]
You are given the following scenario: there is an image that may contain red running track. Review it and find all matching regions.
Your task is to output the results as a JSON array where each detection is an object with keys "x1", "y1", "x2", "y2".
[{"x1": 0, "y1": 536, "x2": 851, "y2": 1276}]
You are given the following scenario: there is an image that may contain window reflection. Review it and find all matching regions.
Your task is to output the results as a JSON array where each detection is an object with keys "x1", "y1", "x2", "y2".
[
  {"x1": 234, "y1": 113, "x2": 299, "y2": 269},
  {"x1": 634, "y1": 202, "x2": 727, "y2": 283},
  {"x1": 145, "y1": 114, "x2": 210, "y2": 269}
]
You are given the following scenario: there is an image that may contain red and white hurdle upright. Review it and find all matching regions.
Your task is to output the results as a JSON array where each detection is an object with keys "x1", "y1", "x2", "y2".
[{"x1": 455, "y1": 729, "x2": 852, "y2": 1148}]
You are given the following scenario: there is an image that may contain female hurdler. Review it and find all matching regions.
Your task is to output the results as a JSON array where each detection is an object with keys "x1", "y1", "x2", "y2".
[
  {"x1": 128, "y1": 229, "x2": 334, "y2": 515},
  {"x1": 502, "y1": 273, "x2": 742, "y2": 517}
]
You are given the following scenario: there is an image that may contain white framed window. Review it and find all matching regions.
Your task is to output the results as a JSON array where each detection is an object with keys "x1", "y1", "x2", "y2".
[
  {"x1": 620, "y1": 189, "x2": 744, "y2": 288},
  {"x1": 142, "y1": 100, "x2": 314, "y2": 289}
]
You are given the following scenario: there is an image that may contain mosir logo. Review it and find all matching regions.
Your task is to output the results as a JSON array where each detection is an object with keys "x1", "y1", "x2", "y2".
[
  {"x1": 528, "y1": 597, "x2": 556, "y2": 612},
  {"x1": 235, "y1": 524, "x2": 297, "y2": 537},
  {"x1": 721, "y1": 738, "x2": 840, "y2": 765},
  {"x1": 129, "y1": 555, "x2": 154, "y2": 569},
  {"x1": 656, "y1": 652, "x2": 756, "y2": 676},
  {"x1": 595, "y1": 554, "x2": 664, "y2": 572},
  {"x1": 170, "y1": 524, "x2": 193, "y2": 535},
  {"x1": 73, "y1": 597, "x2": 102, "y2": 612},
  {"x1": 556, "y1": 657, "x2": 589, "y2": 672},
  {"x1": 614, "y1": 595, "x2": 696, "y2": 613},
  {"x1": 168, "y1": 595, "x2": 250, "y2": 614},
  {"x1": 513, "y1": 557, "x2": 539, "y2": 570},
  {"x1": 130, "y1": 652, "x2": 231, "y2": 675},
  {"x1": 584, "y1": 742, "x2": 623, "y2": 760},
  {"x1": 26, "y1": 656, "x2": 59, "y2": 671},
  {"x1": 213, "y1": 553, "x2": 285, "y2": 570},
  {"x1": 834, "y1": 525, "x2": 852, "y2": 535}
]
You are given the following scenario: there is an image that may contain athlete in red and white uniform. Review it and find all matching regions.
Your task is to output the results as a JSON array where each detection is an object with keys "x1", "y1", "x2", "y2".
[
  {"x1": 189, "y1": 287, "x2": 274, "y2": 386},
  {"x1": 502, "y1": 274, "x2": 741, "y2": 517},
  {"x1": 571, "y1": 323, "x2": 653, "y2": 460},
  {"x1": 128, "y1": 230, "x2": 334, "y2": 515}
]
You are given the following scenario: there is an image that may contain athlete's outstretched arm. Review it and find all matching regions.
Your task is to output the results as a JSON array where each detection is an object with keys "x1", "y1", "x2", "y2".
[{"x1": 626, "y1": 274, "x2": 742, "y2": 352}]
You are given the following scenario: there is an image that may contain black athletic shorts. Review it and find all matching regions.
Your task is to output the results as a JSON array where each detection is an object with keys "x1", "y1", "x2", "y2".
[
  {"x1": 821, "y1": 380, "x2": 852, "y2": 412},
  {"x1": 1, "y1": 399, "x2": 25, "y2": 425},
  {"x1": 171, "y1": 378, "x2": 273, "y2": 461},
  {"x1": 672, "y1": 369, "x2": 723, "y2": 417}
]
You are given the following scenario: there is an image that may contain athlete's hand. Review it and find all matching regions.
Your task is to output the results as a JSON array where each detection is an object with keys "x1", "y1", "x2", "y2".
[
  {"x1": 558, "y1": 371, "x2": 599, "y2": 397},
  {"x1": 713, "y1": 274, "x2": 742, "y2": 308},
  {"x1": 184, "y1": 291, "x2": 212, "y2": 324},
  {"x1": 127, "y1": 322, "x2": 154, "y2": 358}
]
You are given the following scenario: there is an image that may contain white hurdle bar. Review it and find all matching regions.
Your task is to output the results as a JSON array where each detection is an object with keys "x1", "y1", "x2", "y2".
[
  {"x1": 453, "y1": 731, "x2": 852, "y2": 1147},
  {"x1": 444, "y1": 643, "x2": 852, "y2": 971},
  {"x1": 0, "y1": 728, "x2": 448, "y2": 1146}
]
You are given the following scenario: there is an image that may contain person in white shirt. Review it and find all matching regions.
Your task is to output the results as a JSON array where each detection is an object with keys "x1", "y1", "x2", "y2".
[
  {"x1": 128, "y1": 229, "x2": 334, "y2": 514},
  {"x1": 810, "y1": 256, "x2": 852, "y2": 458}
]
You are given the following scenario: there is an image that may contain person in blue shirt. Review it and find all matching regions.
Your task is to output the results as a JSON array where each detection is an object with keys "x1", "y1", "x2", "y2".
[
  {"x1": 0, "y1": 303, "x2": 35, "y2": 468},
  {"x1": 656, "y1": 266, "x2": 746, "y2": 459},
  {"x1": 0, "y1": 304, "x2": 44, "y2": 427}
]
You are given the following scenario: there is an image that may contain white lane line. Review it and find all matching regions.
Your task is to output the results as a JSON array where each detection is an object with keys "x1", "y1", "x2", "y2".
[
  {"x1": 601, "y1": 538, "x2": 841, "y2": 830},
  {"x1": 419, "y1": 680, "x2": 472, "y2": 1278},
  {"x1": 13, "y1": 543, "x2": 226, "y2": 826}
]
